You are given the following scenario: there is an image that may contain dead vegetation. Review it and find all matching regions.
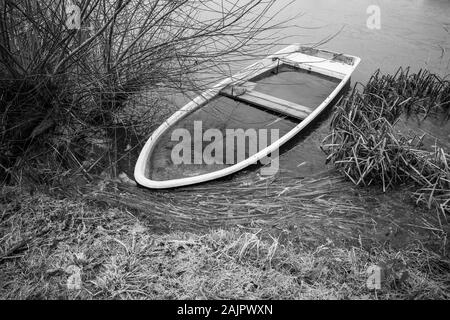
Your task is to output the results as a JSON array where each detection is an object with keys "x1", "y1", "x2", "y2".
[
  {"x1": 322, "y1": 68, "x2": 450, "y2": 216},
  {"x1": 88, "y1": 173, "x2": 367, "y2": 231},
  {"x1": 0, "y1": 0, "x2": 289, "y2": 184},
  {"x1": 1, "y1": 2, "x2": 449, "y2": 302},
  {"x1": 1, "y1": 184, "x2": 449, "y2": 299},
  {"x1": 86, "y1": 171, "x2": 448, "y2": 252},
  {"x1": 1, "y1": 170, "x2": 449, "y2": 300}
]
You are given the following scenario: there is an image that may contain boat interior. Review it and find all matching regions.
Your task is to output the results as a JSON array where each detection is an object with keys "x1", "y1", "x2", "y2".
[{"x1": 147, "y1": 48, "x2": 353, "y2": 181}]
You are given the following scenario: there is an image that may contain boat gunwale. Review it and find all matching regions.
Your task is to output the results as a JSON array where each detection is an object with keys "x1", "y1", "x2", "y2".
[{"x1": 134, "y1": 44, "x2": 361, "y2": 189}]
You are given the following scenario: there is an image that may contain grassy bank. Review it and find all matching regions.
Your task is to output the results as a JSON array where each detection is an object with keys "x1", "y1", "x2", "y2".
[{"x1": 1, "y1": 177, "x2": 449, "y2": 300}]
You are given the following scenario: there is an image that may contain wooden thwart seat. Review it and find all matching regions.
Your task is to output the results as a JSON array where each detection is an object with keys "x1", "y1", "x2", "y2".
[{"x1": 220, "y1": 82, "x2": 313, "y2": 120}]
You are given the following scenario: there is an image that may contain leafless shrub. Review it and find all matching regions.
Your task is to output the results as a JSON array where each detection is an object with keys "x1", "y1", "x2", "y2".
[{"x1": 0, "y1": 0, "x2": 292, "y2": 184}]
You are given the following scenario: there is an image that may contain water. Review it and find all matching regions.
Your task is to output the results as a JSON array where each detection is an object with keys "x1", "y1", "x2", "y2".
[
  {"x1": 253, "y1": 66, "x2": 341, "y2": 107},
  {"x1": 261, "y1": 0, "x2": 450, "y2": 246},
  {"x1": 253, "y1": 0, "x2": 450, "y2": 176},
  {"x1": 113, "y1": 0, "x2": 450, "y2": 246},
  {"x1": 148, "y1": 0, "x2": 450, "y2": 178},
  {"x1": 266, "y1": 0, "x2": 450, "y2": 83},
  {"x1": 122, "y1": 0, "x2": 450, "y2": 181}
]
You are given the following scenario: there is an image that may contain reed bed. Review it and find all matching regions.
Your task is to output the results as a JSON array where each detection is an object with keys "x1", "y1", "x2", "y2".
[
  {"x1": 364, "y1": 67, "x2": 450, "y2": 117},
  {"x1": 322, "y1": 68, "x2": 450, "y2": 215}
]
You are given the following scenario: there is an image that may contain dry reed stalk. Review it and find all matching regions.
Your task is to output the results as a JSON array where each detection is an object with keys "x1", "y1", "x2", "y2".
[
  {"x1": 84, "y1": 173, "x2": 370, "y2": 241},
  {"x1": 322, "y1": 68, "x2": 450, "y2": 215}
]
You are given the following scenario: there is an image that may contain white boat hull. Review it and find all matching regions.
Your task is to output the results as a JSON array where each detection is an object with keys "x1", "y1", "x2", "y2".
[{"x1": 134, "y1": 44, "x2": 361, "y2": 189}]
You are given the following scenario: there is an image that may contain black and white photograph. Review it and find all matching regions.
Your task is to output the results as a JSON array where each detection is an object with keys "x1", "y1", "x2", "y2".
[{"x1": 0, "y1": 0, "x2": 449, "y2": 304}]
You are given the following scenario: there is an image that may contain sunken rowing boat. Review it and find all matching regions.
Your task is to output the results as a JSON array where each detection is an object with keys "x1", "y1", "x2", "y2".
[{"x1": 134, "y1": 44, "x2": 361, "y2": 189}]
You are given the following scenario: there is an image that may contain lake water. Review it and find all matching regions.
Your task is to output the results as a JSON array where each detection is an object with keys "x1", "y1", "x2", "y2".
[
  {"x1": 286, "y1": 0, "x2": 449, "y2": 174},
  {"x1": 155, "y1": 0, "x2": 449, "y2": 178},
  {"x1": 234, "y1": 0, "x2": 450, "y2": 177},
  {"x1": 110, "y1": 0, "x2": 450, "y2": 250},
  {"x1": 114, "y1": 0, "x2": 450, "y2": 245},
  {"x1": 262, "y1": 0, "x2": 450, "y2": 84},
  {"x1": 123, "y1": 0, "x2": 450, "y2": 181}
]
